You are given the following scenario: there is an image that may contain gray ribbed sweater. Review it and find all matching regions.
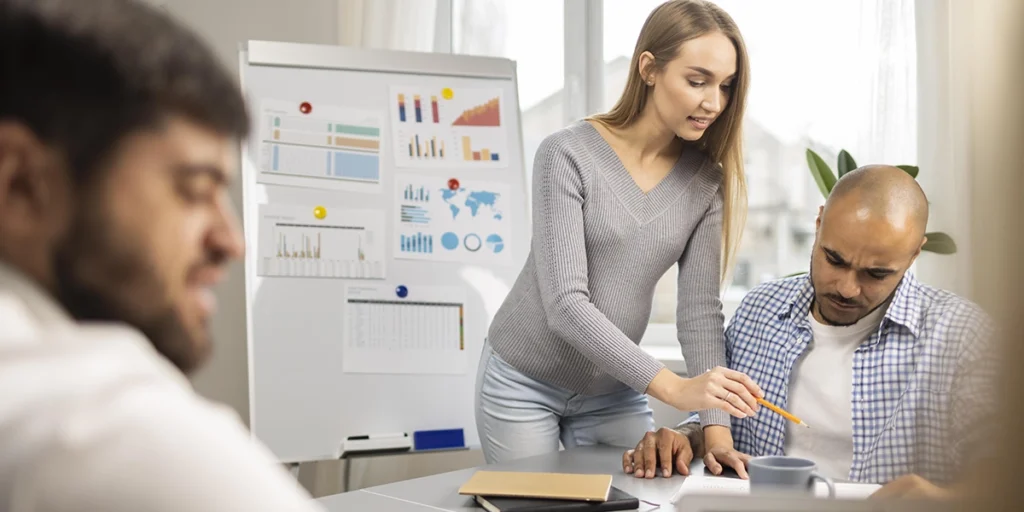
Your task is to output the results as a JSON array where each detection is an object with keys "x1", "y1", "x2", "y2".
[{"x1": 487, "y1": 120, "x2": 729, "y2": 427}]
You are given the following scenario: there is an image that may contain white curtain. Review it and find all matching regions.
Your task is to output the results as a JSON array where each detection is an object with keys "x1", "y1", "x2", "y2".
[
  {"x1": 337, "y1": 0, "x2": 439, "y2": 51},
  {"x1": 912, "y1": 0, "x2": 975, "y2": 298},
  {"x1": 856, "y1": 0, "x2": 918, "y2": 166},
  {"x1": 452, "y1": 0, "x2": 507, "y2": 55}
]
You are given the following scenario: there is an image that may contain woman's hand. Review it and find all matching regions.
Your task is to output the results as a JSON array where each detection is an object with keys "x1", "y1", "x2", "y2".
[{"x1": 647, "y1": 367, "x2": 762, "y2": 418}]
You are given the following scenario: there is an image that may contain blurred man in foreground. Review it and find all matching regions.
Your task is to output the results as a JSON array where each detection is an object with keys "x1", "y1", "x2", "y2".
[{"x1": 0, "y1": 0, "x2": 323, "y2": 509}]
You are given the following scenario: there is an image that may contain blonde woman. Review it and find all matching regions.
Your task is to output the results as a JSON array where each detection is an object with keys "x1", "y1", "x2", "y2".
[{"x1": 475, "y1": 0, "x2": 760, "y2": 463}]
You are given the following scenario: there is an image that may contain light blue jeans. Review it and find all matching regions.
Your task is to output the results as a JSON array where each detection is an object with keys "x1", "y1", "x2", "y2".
[{"x1": 474, "y1": 342, "x2": 655, "y2": 464}]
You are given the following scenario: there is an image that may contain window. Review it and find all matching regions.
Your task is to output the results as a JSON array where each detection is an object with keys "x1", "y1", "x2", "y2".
[
  {"x1": 452, "y1": 0, "x2": 565, "y2": 188},
  {"x1": 603, "y1": 0, "x2": 918, "y2": 341}
]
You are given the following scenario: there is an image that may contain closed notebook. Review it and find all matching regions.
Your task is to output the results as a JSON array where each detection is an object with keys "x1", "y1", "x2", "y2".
[
  {"x1": 458, "y1": 471, "x2": 613, "y2": 502},
  {"x1": 474, "y1": 486, "x2": 639, "y2": 512}
]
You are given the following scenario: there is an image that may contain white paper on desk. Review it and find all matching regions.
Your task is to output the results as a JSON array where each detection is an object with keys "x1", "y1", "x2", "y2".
[
  {"x1": 342, "y1": 284, "x2": 467, "y2": 375},
  {"x1": 671, "y1": 476, "x2": 880, "y2": 502}
]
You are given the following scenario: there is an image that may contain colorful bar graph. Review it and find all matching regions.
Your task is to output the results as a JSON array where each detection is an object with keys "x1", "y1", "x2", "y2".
[
  {"x1": 263, "y1": 108, "x2": 381, "y2": 184},
  {"x1": 460, "y1": 135, "x2": 500, "y2": 163},
  {"x1": 407, "y1": 135, "x2": 443, "y2": 159},
  {"x1": 398, "y1": 94, "x2": 407, "y2": 122},
  {"x1": 414, "y1": 95, "x2": 422, "y2": 123},
  {"x1": 431, "y1": 96, "x2": 439, "y2": 123}
]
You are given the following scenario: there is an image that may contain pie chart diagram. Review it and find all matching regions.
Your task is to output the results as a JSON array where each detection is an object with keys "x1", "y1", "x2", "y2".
[{"x1": 485, "y1": 234, "x2": 504, "y2": 253}]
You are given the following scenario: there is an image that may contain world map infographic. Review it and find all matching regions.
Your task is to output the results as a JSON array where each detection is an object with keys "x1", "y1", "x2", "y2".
[{"x1": 395, "y1": 174, "x2": 511, "y2": 264}]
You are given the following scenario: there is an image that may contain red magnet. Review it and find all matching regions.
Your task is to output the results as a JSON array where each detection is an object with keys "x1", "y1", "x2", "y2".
[
  {"x1": 447, "y1": 178, "x2": 460, "y2": 190},
  {"x1": 299, "y1": 102, "x2": 312, "y2": 114}
]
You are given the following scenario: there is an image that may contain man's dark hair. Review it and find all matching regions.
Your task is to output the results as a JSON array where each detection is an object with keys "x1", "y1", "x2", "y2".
[{"x1": 0, "y1": 0, "x2": 249, "y2": 183}]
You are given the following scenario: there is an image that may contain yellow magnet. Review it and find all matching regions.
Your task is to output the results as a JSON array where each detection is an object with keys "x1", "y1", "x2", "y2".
[
  {"x1": 313, "y1": 206, "x2": 327, "y2": 219},
  {"x1": 441, "y1": 87, "x2": 454, "y2": 100}
]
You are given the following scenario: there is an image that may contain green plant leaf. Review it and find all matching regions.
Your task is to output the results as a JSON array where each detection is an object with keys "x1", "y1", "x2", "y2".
[
  {"x1": 897, "y1": 165, "x2": 919, "y2": 178},
  {"x1": 806, "y1": 149, "x2": 837, "y2": 198},
  {"x1": 837, "y1": 149, "x2": 857, "y2": 177},
  {"x1": 922, "y1": 231, "x2": 957, "y2": 254}
]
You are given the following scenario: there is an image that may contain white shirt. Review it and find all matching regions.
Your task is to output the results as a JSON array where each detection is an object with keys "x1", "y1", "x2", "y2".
[
  {"x1": 784, "y1": 305, "x2": 886, "y2": 481},
  {"x1": 0, "y1": 264, "x2": 324, "y2": 512}
]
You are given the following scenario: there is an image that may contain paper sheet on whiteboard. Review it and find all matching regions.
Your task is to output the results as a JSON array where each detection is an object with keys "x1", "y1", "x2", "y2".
[{"x1": 343, "y1": 284, "x2": 467, "y2": 374}]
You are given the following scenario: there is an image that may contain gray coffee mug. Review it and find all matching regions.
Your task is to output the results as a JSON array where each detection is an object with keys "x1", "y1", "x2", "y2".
[{"x1": 748, "y1": 456, "x2": 835, "y2": 498}]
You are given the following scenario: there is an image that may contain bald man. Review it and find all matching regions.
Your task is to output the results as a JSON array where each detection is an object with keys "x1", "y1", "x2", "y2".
[{"x1": 624, "y1": 166, "x2": 994, "y2": 498}]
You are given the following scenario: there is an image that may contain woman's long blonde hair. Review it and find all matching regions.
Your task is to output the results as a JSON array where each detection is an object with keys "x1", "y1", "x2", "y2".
[{"x1": 592, "y1": 0, "x2": 749, "y2": 284}]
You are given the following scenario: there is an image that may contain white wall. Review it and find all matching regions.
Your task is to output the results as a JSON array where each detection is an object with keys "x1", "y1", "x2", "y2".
[{"x1": 144, "y1": 0, "x2": 339, "y2": 425}]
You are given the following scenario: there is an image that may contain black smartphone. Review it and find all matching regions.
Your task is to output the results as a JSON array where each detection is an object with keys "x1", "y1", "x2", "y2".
[{"x1": 704, "y1": 465, "x2": 742, "y2": 479}]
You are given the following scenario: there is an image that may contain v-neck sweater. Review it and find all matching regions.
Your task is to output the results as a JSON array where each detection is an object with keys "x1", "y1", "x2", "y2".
[{"x1": 487, "y1": 120, "x2": 729, "y2": 427}]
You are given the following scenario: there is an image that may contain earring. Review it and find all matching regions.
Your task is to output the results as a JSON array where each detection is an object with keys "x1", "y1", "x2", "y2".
[{"x1": 647, "y1": 80, "x2": 654, "y2": 86}]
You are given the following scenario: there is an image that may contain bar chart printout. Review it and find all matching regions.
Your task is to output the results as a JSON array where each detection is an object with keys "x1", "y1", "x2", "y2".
[
  {"x1": 343, "y1": 285, "x2": 467, "y2": 375},
  {"x1": 393, "y1": 174, "x2": 512, "y2": 265},
  {"x1": 459, "y1": 135, "x2": 500, "y2": 162},
  {"x1": 257, "y1": 204, "x2": 386, "y2": 279},
  {"x1": 389, "y1": 86, "x2": 508, "y2": 169},
  {"x1": 406, "y1": 134, "x2": 445, "y2": 160},
  {"x1": 258, "y1": 99, "x2": 383, "y2": 191}
]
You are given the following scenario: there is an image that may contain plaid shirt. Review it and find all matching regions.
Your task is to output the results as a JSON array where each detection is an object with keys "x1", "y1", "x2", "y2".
[{"x1": 693, "y1": 273, "x2": 993, "y2": 485}]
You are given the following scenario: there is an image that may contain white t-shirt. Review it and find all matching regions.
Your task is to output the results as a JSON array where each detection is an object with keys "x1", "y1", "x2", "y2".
[
  {"x1": 0, "y1": 264, "x2": 324, "y2": 512},
  {"x1": 784, "y1": 304, "x2": 886, "y2": 481}
]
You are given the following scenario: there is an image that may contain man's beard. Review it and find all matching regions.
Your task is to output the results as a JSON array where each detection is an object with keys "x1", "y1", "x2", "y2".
[{"x1": 51, "y1": 209, "x2": 208, "y2": 374}]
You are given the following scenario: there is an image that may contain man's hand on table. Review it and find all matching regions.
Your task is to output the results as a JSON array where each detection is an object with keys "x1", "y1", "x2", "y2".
[
  {"x1": 623, "y1": 427, "x2": 694, "y2": 478},
  {"x1": 623, "y1": 424, "x2": 752, "y2": 479}
]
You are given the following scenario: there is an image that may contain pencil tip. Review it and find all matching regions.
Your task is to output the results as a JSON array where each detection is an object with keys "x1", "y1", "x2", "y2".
[{"x1": 801, "y1": 422, "x2": 811, "y2": 428}]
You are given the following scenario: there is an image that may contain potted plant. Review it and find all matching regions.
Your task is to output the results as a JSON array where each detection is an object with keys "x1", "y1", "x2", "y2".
[{"x1": 805, "y1": 148, "x2": 957, "y2": 254}]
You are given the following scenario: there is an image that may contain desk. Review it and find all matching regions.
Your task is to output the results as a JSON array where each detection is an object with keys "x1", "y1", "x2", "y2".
[
  {"x1": 340, "y1": 447, "x2": 470, "y2": 492},
  {"x1": 318, "y1": 445, "x2": 693, "y2": 511}
]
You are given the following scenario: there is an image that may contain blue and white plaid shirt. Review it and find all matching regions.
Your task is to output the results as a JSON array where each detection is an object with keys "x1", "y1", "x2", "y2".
[{"x1": 689, "y1": 272, "x2": 994, "y2": 485}]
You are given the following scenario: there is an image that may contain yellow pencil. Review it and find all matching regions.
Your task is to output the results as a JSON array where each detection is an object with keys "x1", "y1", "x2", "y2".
[{"x1": 757, "y1": 397, "x2": 810, "y2": 428}]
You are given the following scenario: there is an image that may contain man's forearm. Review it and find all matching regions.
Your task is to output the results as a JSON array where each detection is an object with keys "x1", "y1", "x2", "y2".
[{"x1": 673, "y1": 422, "x2": 706, "y2": 458}]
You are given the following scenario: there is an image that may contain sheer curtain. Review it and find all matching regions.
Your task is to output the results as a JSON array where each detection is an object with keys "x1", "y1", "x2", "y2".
[
  {"x1": 337, "y1": 0, "x2": 439, "y2": 51},
  {"x1": 913, "y1": 0, "x2": 974, "y2": 298},
  {"x1": 856, "y1": 0, "x2": 917, "y2": 165}
]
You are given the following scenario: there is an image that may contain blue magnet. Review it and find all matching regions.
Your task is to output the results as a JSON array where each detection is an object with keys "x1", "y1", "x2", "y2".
[{"x1": 396, "y1": 285, "x2": 409, "y2": 298}]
